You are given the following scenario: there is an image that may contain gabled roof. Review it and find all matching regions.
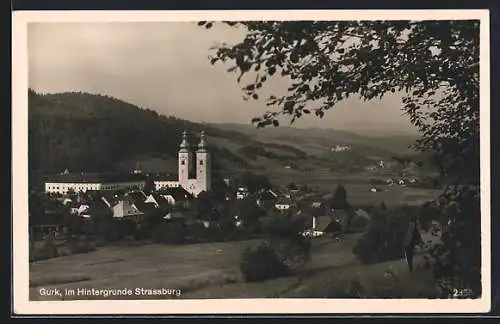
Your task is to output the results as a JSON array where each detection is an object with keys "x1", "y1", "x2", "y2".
[
  {"x1": 163, "y1": 211, "x2": 186, "y2": 219},
  {"x1": 315, "y1": 216, "x2": 336, "y2": 232},
  {"x1": 112, "y1": 199, "x2": 144, "y2": 218},
  {"x1": 275, "y1": 197, "x2": 293, "y2": 205},
  {"x1": 256, "y1": 189, "x2": 279, "y2": 201},
  {"x1": 146, "y1": 193, "x2": 170, "y2": 208},
  {"x1": 158, "y1": 187, "x2": 194, "y2": 201},
  {"x1": 126, "y1": 190, "x2": 147, "y2": 205},
  {"x1": 86, "y1": 199, "x2": 113, "y2": 218}
]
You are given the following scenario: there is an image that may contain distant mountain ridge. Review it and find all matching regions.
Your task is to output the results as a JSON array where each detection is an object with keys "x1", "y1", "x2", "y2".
[{"x1": 211, "y1": 123, "x2": 418, "y2": 155}]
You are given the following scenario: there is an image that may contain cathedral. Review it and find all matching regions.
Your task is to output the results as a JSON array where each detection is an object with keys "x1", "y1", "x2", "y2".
[{"x1": 153, "y1": 130, "x2": 212, "y2": 197}]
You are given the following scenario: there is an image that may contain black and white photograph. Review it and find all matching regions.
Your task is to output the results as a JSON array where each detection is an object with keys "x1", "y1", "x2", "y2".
[{"x1": 12, "y1": 10, "x2": 491, "y2": 314}]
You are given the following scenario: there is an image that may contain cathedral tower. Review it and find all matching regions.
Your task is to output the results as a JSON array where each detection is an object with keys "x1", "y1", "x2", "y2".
[
  {"x1": 178, "y1": 130, "x2": 193, "y2": 186},
  {"x1": 195, "y1": 131, "x2": 211, "y2": 195}
]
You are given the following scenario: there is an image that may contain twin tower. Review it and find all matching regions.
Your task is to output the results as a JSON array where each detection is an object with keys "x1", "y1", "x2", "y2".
[{"x1": 178, "y1": 130, "x2": 211, "y2": 197}]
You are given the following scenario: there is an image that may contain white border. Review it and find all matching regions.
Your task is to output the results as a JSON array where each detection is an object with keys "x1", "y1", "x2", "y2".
[{"x1": 12, "y1": 10, "x2": 491, "y2": 315}]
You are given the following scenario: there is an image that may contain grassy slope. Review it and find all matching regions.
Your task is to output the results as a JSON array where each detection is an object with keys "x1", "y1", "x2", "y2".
[{"x1": 29, "y1": 232, "x2": 438, "y2": 300}]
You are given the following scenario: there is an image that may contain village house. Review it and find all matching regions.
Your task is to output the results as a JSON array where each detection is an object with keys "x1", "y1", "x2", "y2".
[
  {"x1": 157, "y1": 187, "x2": 193, "y2": 208},
  {"x1": 275, "y1": 197, "x2": 294, "y2": 211},
  {"x1": 331, "y1": 209, "x2": 356, "y2": 230},
  {"x1": 236, "y1": 186, "x2": 249, "y2": 200},
  {"x1": 255, "y1": 188, "x2": 279, "y2": 207}
]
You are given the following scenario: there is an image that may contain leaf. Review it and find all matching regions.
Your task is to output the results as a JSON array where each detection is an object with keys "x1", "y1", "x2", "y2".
[
  {"x1": 268, "y1": 67, "x2": 276, "y2": 76},
  {"x1": 272, "y1": 120, "x2": 280, "y2": 127},
  {"x1": 303, "y1": 109, "x2": 311, "y2": 114},
  {"x1": 205, "y1": 22, "x2": 213, "y2": 29},
  {"x1": 246, "y1": 84, "x2": 255, "y2": 91},
  {"x1": 252, "y1": 94, "x2": 259, "y2": 100}
]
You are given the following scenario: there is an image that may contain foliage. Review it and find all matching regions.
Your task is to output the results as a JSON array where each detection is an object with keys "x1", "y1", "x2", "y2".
[
  {"x1": 200, "y1": 20, "x2": 481, "y2": 295},
  {"x1": 232, "y1": 196, "x2": 266, "y2": 231},
  {"x1": 239, "y1": 171, "x2": 272, "y2": 193},
  {"x1": 196, "y1": 190, "x2": 230, "y2": 223},
  {"x1": 353, "y1": 204, "x2": 413, "y2": 264},
  {"x1": 142, "y1": 176, "x2": 156, "y2": 195},
  {"x1": 260, "y1": 215, "x2": 311, "y2": 271},
  {"x1": 151, "y1": 221, "x2": 186, "y2": 244},
  {"x1": 330, "y1": 184, "x2": 350, "y2": 209},
  {"x1": 349, "y1": 214, "x2": 370, "y2": 231},
  {"x1": 239, "y1": 243, "x2": 289, "y2": 282}
]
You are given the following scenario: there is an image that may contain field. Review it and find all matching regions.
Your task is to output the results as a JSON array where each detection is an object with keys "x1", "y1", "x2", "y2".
[{"x1": 29, "y1": 231, "x2": 439, "y2": 301}]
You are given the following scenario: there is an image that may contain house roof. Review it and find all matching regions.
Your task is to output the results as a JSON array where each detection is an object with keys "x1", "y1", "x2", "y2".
[
  {"x1": 126, "y1": 190, "x2": 147, "y2": 205},
  {"x1": 256, "y1": 189, "x2": 279, "y2": 201},
  {"x1": 331, "y1": 209, "x2": 354, "y2": 220},
  {"x1": 86, "y1": 200, "x2": 113, "y2": 218},
  {"x1": 315, "y1": 216, "x2": 336, "y2": 232},
  {"x1": 45, "y1": 172, "x2": 147, "y2": 184},
  {"x1": 275, "y1": 197, "x2": 293, "y2": 205},
  {"x1": 311, "y1": 201, "x2": 322, "y2": 208},
  {"x1": 152, "y1": 173, "x2": 178, "y2": 181},
  {"x1": 147, "y1": 193, "x2": 170, "y2": 207},
  {"x1": 163, "y1": 211, "x2": 186, "y2": 219},
  {"x1": 158, "y1": 187, "x2": 193, "y2": 201}
]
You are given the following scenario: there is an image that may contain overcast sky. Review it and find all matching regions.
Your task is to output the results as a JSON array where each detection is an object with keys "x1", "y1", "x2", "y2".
[{"x1": 28, "y1": 22, "x2": 417, "y2": 135}]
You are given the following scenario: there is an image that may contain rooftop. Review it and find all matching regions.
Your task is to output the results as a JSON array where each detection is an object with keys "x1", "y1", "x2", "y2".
[{"x1": 45, "y1": 172, "x2": 147, "y2": 184}]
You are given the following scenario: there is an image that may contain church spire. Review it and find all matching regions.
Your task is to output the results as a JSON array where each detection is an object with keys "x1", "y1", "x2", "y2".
[
  {"x1": 197, "y1": 131, "x2": 208, "y2": 152},
  {"x1": 179, "y1": 130, "x2": 190, "y2": 152}
]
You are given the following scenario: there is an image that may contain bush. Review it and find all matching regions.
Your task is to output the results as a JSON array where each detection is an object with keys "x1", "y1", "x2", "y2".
[
  {"x1": 352, "y1": 205, "x2": 411, "y2": 264},
  {"x1": 58, "y1": 239, "x2": 96, "y2": 256},
  {"x1": 152, "y1": 221, "x2": 185, "y2": 244},
  {"x1": 185, "y1": 222, "x2": 213, "y2": 242},
  {"x1": 350, "y1": 215, "x2": 370, "y2": 231},
  {"x1": 239, "y1": 243, "x2": 289, "y2": 282}
]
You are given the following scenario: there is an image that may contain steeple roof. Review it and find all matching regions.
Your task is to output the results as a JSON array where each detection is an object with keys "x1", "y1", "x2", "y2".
[
  {"x1": 197, "y1": 131, "x2": 208, "y2": 152},
  {"x1": 179, "y1": 130, "x2": 190, "y2": 152}
]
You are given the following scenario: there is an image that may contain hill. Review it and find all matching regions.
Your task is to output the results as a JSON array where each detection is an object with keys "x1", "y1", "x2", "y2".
[
  {"x1": 28, "y1": 90, "x2": 422, "y2": 189},
  {"x1": 211, "y1": 123, "x2": 418, "y2": 156}
]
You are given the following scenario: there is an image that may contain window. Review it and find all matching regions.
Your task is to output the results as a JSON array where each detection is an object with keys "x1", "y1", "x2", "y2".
[
  {"x1": 199, "y1": 160, "x2": 204, "y2": 165},
  {"x1": 181, "y1": 160, "x2": 185, "y2": 165}
]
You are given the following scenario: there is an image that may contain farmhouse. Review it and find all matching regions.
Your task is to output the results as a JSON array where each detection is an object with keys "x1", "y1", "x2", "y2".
[
  {"x1": 157, "y1": 187, "x2": 194, "y2": 208},
  {"x1": 275, "y1": 197, "x2": 293, "y2": 211}
]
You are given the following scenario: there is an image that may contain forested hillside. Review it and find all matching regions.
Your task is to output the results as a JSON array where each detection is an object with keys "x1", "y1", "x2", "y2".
[{"x1": 28, "y1": 90, "x2": 251, "y2": 185}]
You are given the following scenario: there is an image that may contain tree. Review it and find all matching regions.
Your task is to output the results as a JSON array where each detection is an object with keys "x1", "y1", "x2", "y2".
[
  {"x1": 330, "y1": 184, "x2": 349, "y2": 210},
  {"x1": 200, "y1": 20, "x2": 480, "y2": 296},
  {"x1": 240, "y1": 171, "x2": 272, "y2": 193},
  {"x1": 143, "y1": 176, "x2": 155, "y2": 194},
  {"x1": 233, "y1": 196, "x2": 265, "y2": 231}
]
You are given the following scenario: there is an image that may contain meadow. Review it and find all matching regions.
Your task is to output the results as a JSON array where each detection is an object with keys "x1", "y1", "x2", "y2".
[{"x1": 29, "y1": 230, "x2": 439, "y2": 300}]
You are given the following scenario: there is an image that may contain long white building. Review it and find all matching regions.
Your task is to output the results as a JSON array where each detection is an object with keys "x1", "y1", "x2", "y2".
[
  {"x1": 43, "y1": 130, "x2": 212, "y2": 198},
  {"x1": 44, "y1": 172, "x2": 146, "y2": 195}
]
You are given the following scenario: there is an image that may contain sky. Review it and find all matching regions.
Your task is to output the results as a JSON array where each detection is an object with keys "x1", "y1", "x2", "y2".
[{"x1": 28, "y1": 22, "x2": 417, "y2": 135}]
